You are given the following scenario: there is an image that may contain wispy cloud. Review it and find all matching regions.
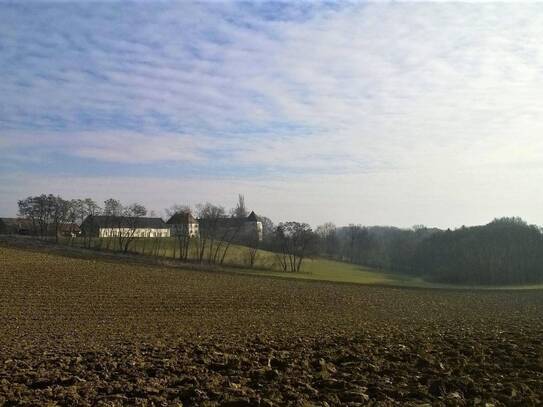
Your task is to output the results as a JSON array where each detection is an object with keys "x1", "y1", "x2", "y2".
[{"x1": 1, "y1": 2, "x2": 543, "y2": 226}]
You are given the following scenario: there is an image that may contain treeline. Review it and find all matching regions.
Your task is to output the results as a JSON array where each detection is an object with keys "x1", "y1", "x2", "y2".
[
  {"x1": 15, "y1": 193, "x2": 317, "y2": 272},
  {"x1": 412, "y1": 218, "x2": 543, "y2": 285},
  {"x1": 15, "y1": 194, "x2": 543, "y2": 284},
  {"x1": 16, "y1": 194, "x2": 270, "y2": 265},
  {"x1": 17, "y1": 195, "x2": 100, "y2": 242},
  {"x1": 313, "y1": 217, "x2": 543, "y2": 285}
]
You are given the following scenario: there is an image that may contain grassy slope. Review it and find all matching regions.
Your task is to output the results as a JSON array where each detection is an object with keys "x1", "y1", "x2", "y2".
[
  {"x1": 227, "y1": 260, "x2": 543, "y2": 290},
  {"x1": 64, "y1": 237, "x2": 417, "y2": 285},
  {"x1": 238, "y1": 258, "x2": 419, "y2": 286},
  {"x1": 63, "y1": 237, "x2": 543, "y2": 289}
]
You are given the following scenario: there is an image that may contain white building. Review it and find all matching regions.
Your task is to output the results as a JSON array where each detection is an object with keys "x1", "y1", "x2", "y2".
[
  {"x1": 167, "y1": 212, "x2": 199, "y2": 238},
  {"x1": 81, "y1": 216, "x2": 170, "y2": 238}
]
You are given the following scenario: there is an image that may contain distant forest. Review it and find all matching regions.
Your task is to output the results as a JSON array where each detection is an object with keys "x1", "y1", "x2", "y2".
[{"x1": 313, "y1": 217, "x2": 543, "y2": 285}]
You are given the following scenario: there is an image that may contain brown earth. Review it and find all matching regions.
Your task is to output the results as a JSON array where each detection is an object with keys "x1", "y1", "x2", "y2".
[{"x1": 0, "y1": 243, "x2": 542, "y2": 406}]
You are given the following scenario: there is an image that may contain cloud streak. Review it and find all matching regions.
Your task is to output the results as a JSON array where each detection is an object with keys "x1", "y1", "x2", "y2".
[{"x1": 1, "y1": 2, "x2": 543, "y2": 226}]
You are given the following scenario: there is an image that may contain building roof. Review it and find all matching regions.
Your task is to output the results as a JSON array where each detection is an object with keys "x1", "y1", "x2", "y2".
[
  {"x1": 198, "y1": 212, "x2": 261, "y2": 229},
  {"x1": 166, "y1": 212, "x2": 197, "y2": 225},
  {"x1": 83, "y1": 215, "x2": 168, "y2": 229}
]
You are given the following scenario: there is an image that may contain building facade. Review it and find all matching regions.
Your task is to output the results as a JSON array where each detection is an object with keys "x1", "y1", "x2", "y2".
[
  {"x1": 198, "y1": 211, "x2": 263, "y2": 241},
  {"x1": 81, "y1": 216, "x2": 170, "y2": 238},
  {"x1": 167, "y1": 212, "x2": 199, "y2": 237}
]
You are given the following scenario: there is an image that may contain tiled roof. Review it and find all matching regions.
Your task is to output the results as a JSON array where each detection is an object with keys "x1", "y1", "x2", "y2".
[
  {"x1": 83, "y1": 215, "x2": 168, "y2": 229},
  {"x1": 166, "y1": 212, "x2": 197, "y2": 224}
]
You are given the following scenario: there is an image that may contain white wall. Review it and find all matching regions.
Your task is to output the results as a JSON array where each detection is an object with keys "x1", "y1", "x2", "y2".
[
  {"x1": 170, "y1": 222, "x2": 199, "y2": 237},
  {"x1": 99, "y1": 228, "x2": 171, "y2": 238}
]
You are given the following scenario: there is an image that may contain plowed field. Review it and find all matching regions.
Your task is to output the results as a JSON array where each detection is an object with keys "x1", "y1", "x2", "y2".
[{"x1": 0, "y1": 245, "x2": 542, "y2": 406}]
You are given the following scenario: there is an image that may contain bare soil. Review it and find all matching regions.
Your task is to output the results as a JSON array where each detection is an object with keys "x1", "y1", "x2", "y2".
[{"x1": 0, "y1": 243, "x2": 542, "y2": 406}]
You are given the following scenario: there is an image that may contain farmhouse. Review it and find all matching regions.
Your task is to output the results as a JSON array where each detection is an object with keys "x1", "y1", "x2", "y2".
[
  {"x1": 57, "y1": 223, "x2": 81, "y2": 237},
  {"x1": 81, "y1": 215, "x2": 170, "y2": 238},
  {"x1": 167, "y1": 212, "x2": 199, "y2": 237},
  {"x1": 78, "y1": 211, "x2": 262, "y2": 241}
]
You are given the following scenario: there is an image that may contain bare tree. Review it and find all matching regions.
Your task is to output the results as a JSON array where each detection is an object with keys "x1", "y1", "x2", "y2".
[
  {"x1": 258, "y1": 215, "x2": 274, "y2": 238},
  {"x1": 97, "y1": 199, "x2": 147, "y2": 252},
  {"x1": 231, "y1": 194, "x2": 248, "y2": 218},
  {"x1": 83, "y1": 198, "x2": 101, "y2": 218},
  {"x1": 68, "y1": 199, "x2": 84, "y2": 223},
  {"x1": 36, "y1": 195, "x2": 53, "y2": 238},
  {"x1": 166, "y1": 205, "x2": 193, "y2": 261},
  {"x1": 118, "y1": 203, "x2": 147, "y2": 253},
  {"x1": 18, "y1": 196, "x2": 40, "y2": 236},
  {"x1": 216, "y1": 219, "x2": 243, "y2": 265},
  {"x1": 18, "y1": 194, "x2": 70, "y2": 240},
  {"x1": 102, "y1": 198, "x2": 123, "y2": 250},
  {"x1": 238, "y1": 210, "x2": 264, "y2": 268},
  {"x1": 25, "y1": 195, "x2": 52, "y2": 238},
  {"x1": 315, "y1": 222, "x2": 339, "y2": 258},
  {"x1": 215, "y1": 195, "x2": 256, "y2": 265},
  {"x1": 81, "y1": 198, "x2": 102, "y2": 248},
  {"x1": 272, "y1": 222, "x2": 316, "y2": 272},
  {"x1": 67, "y1": 198, "x2": 100, "y2": 246},
  {"x1": 213, "y1": 196, "x2": 251, "y2": 264},
  {"x1": 165, "y1": 204, "x2": 191, "y2": 218},
  {"x1": 50, "y1": 196, "x2": 71, "y2": 243},
  {"x1": 242, "y1": 231, "x2": 260, "y2": 268},
  {"x1": 195, "y1": 203, "x2": 225, "y2": 264},
  {"x1": 103, "y1": 198, "x2": 123, "y2": 217},
  {"x1": 66, "y1": 200, "x2": 82, "y2": 245}
]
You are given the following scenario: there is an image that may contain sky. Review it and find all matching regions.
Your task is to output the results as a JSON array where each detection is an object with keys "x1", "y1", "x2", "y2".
[{"x1": 1, "y1": 1, "x2": 543, "y2": 228}]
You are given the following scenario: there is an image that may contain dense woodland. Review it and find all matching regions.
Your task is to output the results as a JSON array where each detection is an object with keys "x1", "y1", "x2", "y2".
[
  {"x1": 312, "y1": 218, "x2": 543, "y2": 285},
  {"x1": 10, "y1": 194, "x2": 543, "y2": 285}
]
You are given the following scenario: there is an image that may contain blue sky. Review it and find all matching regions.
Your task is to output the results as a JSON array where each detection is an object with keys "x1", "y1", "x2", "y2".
[{"x1": 2, "y1": 2, "x2": 543, "y2": 227}]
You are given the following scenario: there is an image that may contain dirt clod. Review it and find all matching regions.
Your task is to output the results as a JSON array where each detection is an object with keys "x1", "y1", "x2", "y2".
[{"x1": 0, "y1": 245, "x2": 542, "y2": 405}]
